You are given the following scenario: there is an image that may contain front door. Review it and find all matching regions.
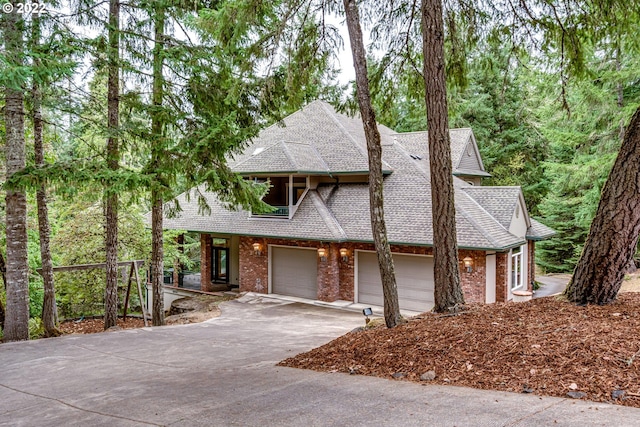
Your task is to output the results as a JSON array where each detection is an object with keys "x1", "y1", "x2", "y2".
[{"x1": 212, "y1": 247, "x2": 229, "y2": 283}]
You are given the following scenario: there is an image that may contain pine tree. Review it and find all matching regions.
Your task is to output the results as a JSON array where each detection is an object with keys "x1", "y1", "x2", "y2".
[
  {"x1": 343, "y1": 0, "x2": 402, "y2": 327},
  {"x1": 104, "y1": 0, "x2": 120, "y2": 329},
  {"x1": 31, "y1": 13, "x2": 61, "y2": 337},
  {"x1": 421, "y1": 0, "x2": 464, "y2": 312},
  {"x1": 2, "y1": 10, "x2": 30, "y2": 341}
]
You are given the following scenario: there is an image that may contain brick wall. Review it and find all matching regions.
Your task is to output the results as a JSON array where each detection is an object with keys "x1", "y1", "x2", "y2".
[
  {"x1": 232, "y1": 236, "x2": 494, "y2": 305},
  {"x1": 495, "y1": 252, "x2": 508, "y2": 302},
  {"x1": 458, "y1": 249, "x2": 486, "y2": 303},
  {"x1": 200, "y1": 234, "x2": 213, "y2": 291},
  {"x1": 317, "y1": 243, "x2": 340, "y2": 301},
  {"x1": 239, "y1": 237, "x2": 269, "y2": 294},
  {"x1": 527, "y1": 240, "x2": 535, "y2": 291},
  {"x1": 194, "y1": 233, "x2": 536, "y2": 306},
  {"x1": 338, "y1": 245, "x2": 355, "y2": 301}
]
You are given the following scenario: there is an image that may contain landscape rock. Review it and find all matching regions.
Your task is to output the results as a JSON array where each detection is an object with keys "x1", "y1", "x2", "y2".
[
  {"x1": 612, "y1": 390, "x2": 626, "y2": 400},
  {"x1": 567, "y1": 391, "x2": 587, "y2": 399},
  {"x1": 391, "y1": 372, "x2": 406, "y2": 379},
  {"x1": 420, "y1": 371, "x2": 436, "y2": 381}
]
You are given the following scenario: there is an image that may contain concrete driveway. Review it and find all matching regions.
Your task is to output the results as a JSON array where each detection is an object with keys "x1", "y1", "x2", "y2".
[
  {"x1": 535, "y1": 274, "x2": 571, "y2": 298},
  {"x1": 1, "y1": 294, "x2": 639, "y2": 427}
]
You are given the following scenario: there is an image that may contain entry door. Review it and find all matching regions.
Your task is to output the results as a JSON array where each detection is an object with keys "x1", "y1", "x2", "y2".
[{"x1": 212, "y1": 247, "x2": 229, "y2": 283}]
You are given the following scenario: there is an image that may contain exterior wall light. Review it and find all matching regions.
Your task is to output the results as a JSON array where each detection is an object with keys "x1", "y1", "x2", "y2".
[
  {"x1": 317, "y1": 247, "x2": 327, "y2": 262},
  {"x1": 463, "y1": 256, "x2": 473, "y2": 273},
  {"x1": 252, "y1": 242, "x2": 263, "y2": 256},
  {"x1": 339, "y1": 247, "x2": 349, "y2": 262}
]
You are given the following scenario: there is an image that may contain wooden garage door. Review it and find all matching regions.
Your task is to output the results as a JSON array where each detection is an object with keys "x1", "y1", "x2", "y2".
[
  {"x1": 357, "y1": 251, "x2": 434, "y2": 312},
  {"x1": 271, "y1": 246, "x2": 317, "y2": 299}
]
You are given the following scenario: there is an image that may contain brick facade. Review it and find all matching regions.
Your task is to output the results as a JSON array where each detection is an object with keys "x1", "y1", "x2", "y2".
[
  {"x1": 231, "y1": 236, "x2": 497, "y2": 304},
  {"x1": 527, "y1": 240, "x2": 535, "y2": 291},
  {"x1": 200, "y1": 234, "x2": 213, "y2": 291},
  {"x1": 457, "y1": 249, "x2": 487, "y2": 303},
  {"x1": 495, "y1": 252, "x2": 508, "y2": 302},
  {"x1": 239, "y1": 237, "x2": 269, "y2": 293}
]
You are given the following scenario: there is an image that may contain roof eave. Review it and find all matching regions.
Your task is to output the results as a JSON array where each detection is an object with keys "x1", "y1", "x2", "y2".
[{"x1": 454, "y1": 170, "x2": 492, "y2": 178}]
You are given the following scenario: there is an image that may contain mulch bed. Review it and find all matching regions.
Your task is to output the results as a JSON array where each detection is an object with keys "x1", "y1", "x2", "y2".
[
  {"x1": 279, "y1": 294, "x2": 640, "y2": 407},
  {"x1": 59, "y1": 317, "x2": 145, "y2": 334}
]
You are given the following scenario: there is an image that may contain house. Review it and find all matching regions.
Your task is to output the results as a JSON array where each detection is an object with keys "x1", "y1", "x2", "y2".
[{"x1": 162, "y1": 100, "x2": 554, "y2": 312}]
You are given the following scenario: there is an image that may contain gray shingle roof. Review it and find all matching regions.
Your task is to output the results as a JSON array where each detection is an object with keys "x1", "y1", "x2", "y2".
[
  {"x1": 461, "y1": 186, "x2": 522, "y2": 229},
  {"x1": 229, "y1": 101, "x2": 392, "y2": 174},
  {"x1": 163, "y1": 101, "x2": 552, "y2": 250},
  {"x1": 392, "y1": 128, "x2": 489, "y2": 178},
  {"x1": 527, "y1": 218, "x2": 556, "y2": 240},
  {"x1": 164, "y1": 186, "x2": 346, "y2": 241}
]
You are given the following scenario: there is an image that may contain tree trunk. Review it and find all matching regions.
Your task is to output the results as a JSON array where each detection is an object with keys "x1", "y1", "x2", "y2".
[
  {"x1": 3, "y1": 10, "x2": 30, "y2": 341},
  {"x1": 104, "y1": 0, "x2": 120, "y2": 329},
  {"x1": 564, "y1": 106, "x2": 640, "y2": 305},
  {"x1": 421, "y1": 0, "x2": 465, "y2": 312},
  {"x1": 32, "y1": 14, "x2": 61, "y2": 338},
  {"x1": 0, "y1": 251, "x2": 6, "y2": 330},
  {"x1": 151, "y1": 196, "x2": 165, "y2": 326},
  {"x1": 150, "y1": 8, "x2": 166, "y2": 326},
  {"x1": 343, "y1": 0, "x2": 403, "y2": 327}
]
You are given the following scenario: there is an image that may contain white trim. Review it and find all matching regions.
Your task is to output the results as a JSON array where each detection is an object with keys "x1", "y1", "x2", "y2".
[
  {"x1": 267, "y1": 245, "x2": 272, "y2": 294},
  {"x1": 509, "y1": 244, "x2": 527, "y2": 296},
  {"x1": 485, "y1": 252, "x2": 496, "y2": 303}
]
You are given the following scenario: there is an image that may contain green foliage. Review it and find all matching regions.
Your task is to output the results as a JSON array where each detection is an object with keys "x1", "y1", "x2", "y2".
[
  {"x1": 449, "y1": 34, "x2": 549, "y2": 214},
  {"x1": 28, "y1": 317, "x2": 44, "y2": 339},
  {"x1": 50, "y1": 199, "x2": 150, "y2": 318},
  {"x1": 534, "y1": 46, "x2": 640, "y2": 272}
]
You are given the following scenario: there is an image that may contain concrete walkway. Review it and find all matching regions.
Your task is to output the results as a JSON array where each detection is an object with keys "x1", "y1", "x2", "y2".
[{"x1": 1, "y1": 294, "x2": 638, "y2": 427}]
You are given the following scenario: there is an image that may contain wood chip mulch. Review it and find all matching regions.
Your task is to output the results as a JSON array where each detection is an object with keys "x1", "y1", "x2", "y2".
[
  {"x1": 59, "y1": 317, "x2": 145, "y2": 334},
  {"x1": 279, "y1": 294, "x2": 640, "y2": 407}
]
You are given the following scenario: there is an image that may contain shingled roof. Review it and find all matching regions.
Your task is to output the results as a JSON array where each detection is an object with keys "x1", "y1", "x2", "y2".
[{"x1": 163, "y1": 100, "x2": 553, "y2": 250}]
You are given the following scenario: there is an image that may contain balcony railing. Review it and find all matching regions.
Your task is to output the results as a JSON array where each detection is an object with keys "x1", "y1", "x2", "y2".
[{"x1": 252, "y1": 206, "x2": 290, "y2": 218}]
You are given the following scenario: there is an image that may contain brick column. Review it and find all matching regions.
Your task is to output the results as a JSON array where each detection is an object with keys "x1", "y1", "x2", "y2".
[
  {"x1": 200, "y1": 234, "x2": 212, "y2": 292},
  {"x1": 238, "y1": 237, "x2": 268, "y2": 294},
  {"x1": 527, "y1": 240, "x2": 535, "y2": 291},
  {"x1": 317, "y1": 243, "x2": 340, "y2": 302},
  {"x1": 495, "y1": 252, "x2": 508, "y2": 302},
  {"x1": 458, "y1": 250, "x2": 486, "y2": 303},
  {"x1": 338, "y1": 244, "x2": 355, "y2": 301}
]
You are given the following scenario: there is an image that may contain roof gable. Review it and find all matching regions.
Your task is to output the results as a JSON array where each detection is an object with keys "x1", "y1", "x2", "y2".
[
  {"x1": 392, "y1": 128, "x2": 490, "y2": 178},
  {"x1": 229, "y1": 100, "x2": 392, "y2": 175},
  {"x1": 161, "y1": 101, "x2": 552, "y2": 250}
]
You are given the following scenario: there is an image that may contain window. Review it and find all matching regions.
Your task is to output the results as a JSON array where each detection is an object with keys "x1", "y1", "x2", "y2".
[
  {"x1": 511, "y1": 246, "x2": 523, "y2": 290},
  {"x1": 212, "y1": 240, "x2": 229, "y2": 284}
]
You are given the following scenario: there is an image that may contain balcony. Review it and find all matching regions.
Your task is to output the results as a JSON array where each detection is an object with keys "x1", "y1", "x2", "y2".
[
  {"x1": 250, "y1": 175, "x2": 308, "y2": 220},
  {"x1": 253, "y1": 206, "x2": 290, "y2": 218}
]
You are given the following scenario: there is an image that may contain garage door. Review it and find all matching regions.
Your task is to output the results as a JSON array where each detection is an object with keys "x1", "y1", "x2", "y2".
[
  {"x1": 271, "y1": 246, "x2": 317, "y2": 299},
  {"x1": 357, "y1": 251, "x2": 434, "y2": 312}
]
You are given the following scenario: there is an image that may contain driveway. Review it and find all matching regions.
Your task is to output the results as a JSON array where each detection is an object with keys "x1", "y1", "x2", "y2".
[
  {"x1": 535, "y1": 274, "x2": 571, "y2": 298},
  {"x1": 1, "y1": 294, "x2": 639, "y2": 426}
]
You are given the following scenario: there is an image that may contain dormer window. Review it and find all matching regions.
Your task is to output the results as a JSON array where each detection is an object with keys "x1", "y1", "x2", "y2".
[{"x1": 251, "y1": 175, "x2": 309, "y2": 219}]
